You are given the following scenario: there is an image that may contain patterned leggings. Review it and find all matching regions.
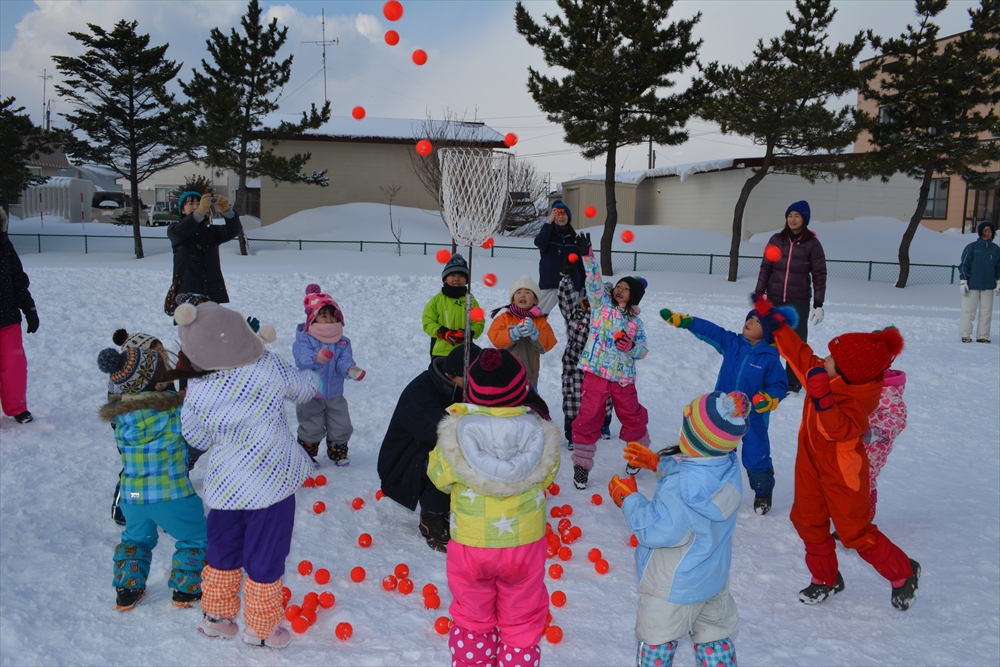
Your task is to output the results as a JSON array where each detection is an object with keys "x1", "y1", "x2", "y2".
[{"x1": 637, "y1": 638, "x2": 737, "y2": 667}]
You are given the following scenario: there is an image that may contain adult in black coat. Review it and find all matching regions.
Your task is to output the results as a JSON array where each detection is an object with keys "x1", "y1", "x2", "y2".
[
  {"x1": 0, "y1": 208, "x2": 38, "y2": 423},
  {"x1": 378, "y1": 344, "x2": 481, "y2": 552},
  {"x1": 167, "y1": 192, "x2": 242, "y2": 304},
  {"x1": 534, "y1": 200, "x2": 583, "y2": 315}
]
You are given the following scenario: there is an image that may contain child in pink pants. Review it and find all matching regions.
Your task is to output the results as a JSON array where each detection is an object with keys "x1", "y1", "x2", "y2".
[
  {"x1": 427, "y1": 348, "x2": 560, "y2": 667},
  {"x1": 863, "y1": 369, "x2": 908, "y2": 521}
]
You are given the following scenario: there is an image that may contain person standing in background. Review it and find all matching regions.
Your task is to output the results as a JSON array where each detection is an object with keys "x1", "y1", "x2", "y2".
[
  {"x1": 0, "y1": 207, "x2": 39, "y2": 424},
  {"x1": 534, "y1": 200, "x2": 583, "y2": 315},
  {"x1": 958, "y1": 221, "x2": 1000, "y2": 343}
]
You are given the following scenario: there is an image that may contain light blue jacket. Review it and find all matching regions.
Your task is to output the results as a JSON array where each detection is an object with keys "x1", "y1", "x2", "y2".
[
  {"x1": 621, "y1": 452, "x2": 741, "y2": 605},
  {"x1": 292, "y1": 324, "x2": 355, "y2": 399}
]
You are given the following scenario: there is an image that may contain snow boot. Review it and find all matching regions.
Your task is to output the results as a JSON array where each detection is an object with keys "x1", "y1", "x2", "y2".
[
  {"x1": 13, "y1": 411, "x2": 33, "y2": 424},
  {"x1": 198, "y1": 614, "x2": 238, "y2": 640},
  {"x1": 419, "y1": 510, "x2": 450, "y2": 553},
  {"x1": 242, "y1": 625, "x2": 291, "y2": 649},
  {"x1": 753, "y1": 493, "x2": 772, "y2": 516},
  {"x1": 891, "y1": 559, "x2": 920, "y2": 611},
  {"x1": 116, "y1": 586, "x2": 146, "y2": 611},
  {"x1": 327, "y1": 442, "x2": 350, "y2": 467},
  {"x1": 173, "y1": 590, "x2": 202, "y2": 608},
  {"x1": 600, "y1": 424, "x2": 612, "y2": 440},
  {"x1": 563, "y1": 418, "x2": 574, "y2": 450},
  {"x1": 112, "y1": 481, "x2": 126, "y2": 526},
  {"x1": 573, "y1": 464, "x2": 589, "y2": 490},
  {"x1": 297, "y1": 438, "x2": 319, "y2": 466},
  {"x1": 798, "y1": 572, "x2": 845, "y2": 605}
]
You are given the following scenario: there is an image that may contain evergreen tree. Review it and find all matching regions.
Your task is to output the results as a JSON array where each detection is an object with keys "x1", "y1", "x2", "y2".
[
  {"x1": 180, "y1": 0, "x2": 331, "y2": 255},
  {"x1": 515, "y1": 0, "x2": 705, "y2": 275},
  {"x1": 850, "y1": 0, "x2": 1000, "y2": 287},
  {"x1": 0, "y1": 97, "x2": 57, "y2": 214},
  {"x1": 698, "y1": 0, "x2": 869, "y2": 282},
  {"x1": 53, "y1": 20, "x2": 189, "y2": 259}
]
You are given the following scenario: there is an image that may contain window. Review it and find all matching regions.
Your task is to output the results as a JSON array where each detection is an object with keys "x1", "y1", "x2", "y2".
[
  {"x1": 923, "y1": 177, "x2": 949, "y2": 219},
  {"x1": 878, "y1": 106, "x2": 896, "y2": 125}
]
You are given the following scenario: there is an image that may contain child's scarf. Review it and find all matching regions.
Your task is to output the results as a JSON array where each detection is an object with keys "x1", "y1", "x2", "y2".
[
  {"x1": 308, "y1": 322, "x2": 343, "y2": 344},
  {"x1": 490, "y1": 303, "x2": 544, "y2": 319}
]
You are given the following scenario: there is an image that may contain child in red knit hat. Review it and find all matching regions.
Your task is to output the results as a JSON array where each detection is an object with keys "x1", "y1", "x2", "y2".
[{"x1": 752, "y1": 294, "x2": 920, "y2": 611}]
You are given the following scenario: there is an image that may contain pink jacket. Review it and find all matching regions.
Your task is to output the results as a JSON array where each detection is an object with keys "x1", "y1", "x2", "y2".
[{"x1": 866, "y1": 369, "x2": 907, "y2": 449}]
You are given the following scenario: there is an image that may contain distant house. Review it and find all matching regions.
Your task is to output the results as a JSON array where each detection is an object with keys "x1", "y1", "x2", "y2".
[
  {"x1": 262, "y1": 117, "x2": 506, "y2": 225},
  {"x1": 559, "y1": 156, "x2": 919, "y2": 239}
]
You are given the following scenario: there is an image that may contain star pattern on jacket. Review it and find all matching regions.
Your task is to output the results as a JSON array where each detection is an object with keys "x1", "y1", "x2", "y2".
[
  {"x1": 492, "y1": 513, "x2": 516, "y2": 536},
  {"x1": 461, "y1": 488, "x2": 480, "y2": 504},
  {"x1": 534, "y1": 487, "x2": 545, "y2": 508}
]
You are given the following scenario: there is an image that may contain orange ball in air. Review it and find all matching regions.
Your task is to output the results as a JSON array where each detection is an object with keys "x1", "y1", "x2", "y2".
[
  {"x1": 383, "y1": 0, "x2": 403, "y2": 21},
  {"x1": 351, "y1": 566, "x2": 366, "y2": 583},
  {"x1": 548, "y1": 564, "x2": 563, "y2": 579},
  {"x1": 482, "y1": 237, "x2": 495, "y2": 249},
  {"x1": 412, "y1": 49, "x2": 427, "y2": 66},
  {"x1": 315, "y1": 568, "x2": 330, "y2": 585},
  {"x1": 298, "y1": 560, "x2": 313, "y2": 576},
  {"x1": 504, "y1": 133, "x2": 518, "y2": 147},
  {"x1": 621, "y1": 229, "x2": 635, "y2": 243},
  {"x1": 546, "y1": 625, "x2": 563, "y2": 643},
  {"x1": 483, "y1": 273, "x2": 497, "y2": 287},
  {"x1": 591, "y1": 493, "x2": 603, "y2": 505},
  {"x1": 398, "y1": 578, "x2": 414, "y2": 595},
  {"x1": 551, "y1": 590, "x2": 567, "y2": 607},
  {"x1": 470, "y1": 307, "x2": 485, "y2": 322},
  {"x1": 291, "y1": 615, "x2": 309, "y2": 633},
  {"x1": 584, "y1": 205, "x2": 597, "y2": 218},
  {"x1": 382, "y1": 575, "x2": 398, "y2": 591},
  {"x1": 568, "y1": 253, "x2": 579, "y2": 264},
  {"x1": 352, "y1": 106, "x2": 365, "y2": 120},
  {"x1": 358, "y1": 533, "x2": 372, "y2": 548},
  {"x1": 595, "y1": 559, "x2": 610, "y2": 574},
  {"x1": 335, "y1": 622, "x2": 353, "y2": 640},
  {"x1": 764, "y1": 243, "x2": 782, "y2": 262},
  {"x1": 416, "y1": 139, "x2": 433, "y2": 156},
  {"x1": 384, "y1": 30, "x2": 400, "y2": 46},
  {"x1": 434, "y1": 616, "x2": 452, "y2": 634},
  {"x1": 352, "y1": 497, "x2": 365, "y2": 510},
  {"x1": 435, "y1": 248, "x2": 451, "y2": 264},
  {"x1": 313, "y1": 501, "x2": 326, "y2": 514},
  {"x1": 319, "y1": 592, "x2": 335, "y2": 609}
]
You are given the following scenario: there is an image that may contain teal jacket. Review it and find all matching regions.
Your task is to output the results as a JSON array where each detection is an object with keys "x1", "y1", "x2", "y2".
[{"x1": 959, "y1": 236, "x2": 1000, "y2": 290}]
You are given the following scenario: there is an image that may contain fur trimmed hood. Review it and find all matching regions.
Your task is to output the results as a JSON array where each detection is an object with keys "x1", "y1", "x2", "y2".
[
  {"x1": 435, "y1": 408, "x2": 560, "y2": 498},
  {"x1": 99, "y1": 391, "x2": 183, "y2": 421}
]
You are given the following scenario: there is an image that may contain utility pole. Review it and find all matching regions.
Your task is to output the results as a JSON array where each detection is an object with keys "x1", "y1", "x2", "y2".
[
  {"x1": 38, "y1": 68, "x2": 52, "y2": 129},
  {"x1": 303, "y1": 8, "x2": 338, "y2": 104},
  {"x1": 647, "y1": 137, "x2": 655, "y2": 169}
]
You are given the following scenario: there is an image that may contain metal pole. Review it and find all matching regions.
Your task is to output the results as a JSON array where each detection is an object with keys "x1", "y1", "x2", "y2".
[{"x1": 463, "y1": 245, "x2": 473, "y2": 403}]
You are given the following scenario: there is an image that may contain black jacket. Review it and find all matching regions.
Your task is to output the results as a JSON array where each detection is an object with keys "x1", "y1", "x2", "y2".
[
  {"x1": 377, "y1": 357, "x2": 463, "y2": 511},
  {"x1": 167, "y1": 211, "x2": 242, "y2": 304},
  {"x1": 0, "y1": 234, "x2": 35, "y2": 328},
  {"x1": 534, "y1": 223, "x2": 584, "y2": 291}
]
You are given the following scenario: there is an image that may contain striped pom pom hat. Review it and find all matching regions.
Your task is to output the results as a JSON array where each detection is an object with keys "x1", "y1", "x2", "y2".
[
  {"x1": 466, "y1": 348, "x2": 529, "y2": 408},
  {"x1": 678, "y1": 390, "x2": 752, "y2": 458},
  {"x1": 97, "y1": 346, "x2": 164, "y2": 394},
  {"x1": 303, "y1": 283, "x2": 344, "y2": 328}
]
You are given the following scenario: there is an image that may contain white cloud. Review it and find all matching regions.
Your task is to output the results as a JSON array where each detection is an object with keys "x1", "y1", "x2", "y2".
[{"x1": 354, "y1": 14, "x2": 382, "y2": 43}]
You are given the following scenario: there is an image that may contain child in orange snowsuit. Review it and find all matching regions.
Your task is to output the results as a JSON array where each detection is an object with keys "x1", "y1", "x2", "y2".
[
  {"x1": 487, "y1": 275, "x2": 557, "y2": 390},
  {"x1": 752, "y1": 294, "x2": 920, "y2": 611}
]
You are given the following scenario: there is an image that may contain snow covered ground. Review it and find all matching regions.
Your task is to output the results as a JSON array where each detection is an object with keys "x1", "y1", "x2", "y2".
[{"x1": 1, "y1": 205, "x2": 998, "y2": 666}]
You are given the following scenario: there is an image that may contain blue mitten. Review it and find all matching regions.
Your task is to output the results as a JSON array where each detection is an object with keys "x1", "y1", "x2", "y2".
[
  {"x1": 509, "y1": 325, "x2": 524, "y2": 341},
  {"x1": 523, "y1": 317, "x2": 540, "y2": 341}
]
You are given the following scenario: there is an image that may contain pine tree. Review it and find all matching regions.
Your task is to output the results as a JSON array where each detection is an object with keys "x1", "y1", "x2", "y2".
[
  {"x1": 850, "y1": 0, "x2": 1000, "y2": 288},
  {"x1": 53, "y1": 20, "x2": 189, "y2": 259},
  {"x1": 179, "y1": 0, "x2": 331, "y2": 254},
  {"x1": 515, "y1": 0, "x2": 705, "y2": 275},
  {"x1": 698, "y1": 0, "x2": 869, "y2": 282},
  {"x1": 0, "y1": 97, "x2": 57, "y2": 214}
]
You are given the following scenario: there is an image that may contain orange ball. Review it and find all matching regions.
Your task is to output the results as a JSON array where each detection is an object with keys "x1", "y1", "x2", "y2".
[
  {"x1": 282, "y1": 586, "x2": 292, "y2": 605},
  {"x1": 470, "y1": 306, "x2": 485, "y2": 322},
  {"x1": 561, "y1": 504, "x2": 573, "y2": 517},
  {"x1": 570, "y1": 526, "x2": 582, "y2": 540},
  {"x1": 351, "y1": 566, "x2": 366, "y2": 583},
  {"x1": 549, "y1": 506, "x2": 563, "y2": 518},
  {"x1": 291, "y1": 615, "x2": 309, "y2": 633},
  {"x1": 358, "y1": 533, "x2": 372, "y2": 548},
  {"x1": 595, "y1": 559, "x2": 610, "y2": 574},
  {"x1": 314, "y1": 475, "x2": 327, "y2": 487},
  {"x1": 315, "y1": 568, "x2": 330, "y2": 585},
  {"x1": 298, "y1": 560, "x2": 313, "y2": 576},
  {"x1": 504, "y1": 133, "x2": 518, "y2": 147},
  {"x1": 352, "y1": 497, "x2": 364, "y2": 510},
  {"x1": 352, "y1": 106, "x2": 365, "y2": 120},
  {"x1": 558, "y1": 546, "x2": 572, "y2": 561},
  {"x1": 382, "y1": 575, "x2": 398, "y2": 591},
  {"x1": 546, "y1": 625, "x2": 563, "y2": 643},
  {"x1": 319, "y1": 592, "x2": 335, "y2": 609},
  {"x1": 588, "y1": 548, "x2": 602, "y2": 563},
  {"x1": 435, "y1": 248, "x2": 452, "y2": 264},
  {"x1": 482, "y1": 238, "x2": 495, "y2": 250},
  {"x1": 285, "y1": 604, "x2": 301, "y2": 621},
  {"x1": 300, "y1": 608, "x2": 317, "y2": 626},
  {"x1": 383, "y1": 0, "x2": 403, "y2": 21},
  {"x1": 630, "y1": 534, "x2": 639, "y2": 548},
  {"x1": 764, "y1": 243, "x2": 782, "y2": 262},
  {"x1": 591, "y1": 493, "x2": 603, "y2": 505},
  {"x1": 584, "y1": 205, "x2": 597, "y2": 218},
  {"x1": 483, "y1": 273, "x2": 497, "y2": 287},
  {"x1": 303, "y1": 477, "x2": 315, "y2": 488},
  {"x1": 568, "y1": 253, "x2": 579, "y2": 264},
  {"x1": 398, "y1": 578, "x2": 414, "y2": 595},
  {"x1": 551, "y1": 590, "x2": 567, "y2": 607},
  {"x1": 548, "y1": 482, "x2": 560, "y2": 496},
  {"x1": 394, "y1": 563, "x2": 410, "y2": 579},
  {"x1": 412, "y1": 49, "x2": 427, "y2": 66},
  {"x1": 384, "y1": 29, "x2": 400, "y2": 46},
  {"x1": 416, "y1": 139, "x2": 433, "y2": 156},
  {"x1": 557, "y1": 518, "x2": 571, "y2": 533},
  {"x1": 303, "y1": 591, "x2": 319, "y2": 608},
  {"x1": 434, "y1": 616, "x2": 452, "y2": 634},
  {"x1": 313, "y1": 501, "x2": 326, "y2": 514},
  {"x1": 621, "y1": 229, "x2": 635, "y2": 243},
  {"x1": 335, "y1": 622, "x2": 353, "y2": 641},
  {"x1": 424, "y1": 593, "x2": 441, "y2": 610},
  {"x1": 375, "y1": 490, "x2": 385, "y2": 500},
  {"x1": 560, "y1": 530, "x2": 573, "y2": 545},
  {"x1": 423, "y1": 583, "x2": 438, "y2": 597},
  {"x1": 548, "y1": 564, "x2": 563, "y2": 579}
]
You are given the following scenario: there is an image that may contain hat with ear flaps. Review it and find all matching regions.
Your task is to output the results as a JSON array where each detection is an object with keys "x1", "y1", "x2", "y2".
[
  {"x1": 174, "y1": 302, "x2": 276, "y2": 371},
  {"x1": 97, "y1": 346, "x2": 164, "y2": 394},
  {"x1": 112, "y1": 328, "x2": 160, "y2": 351}
]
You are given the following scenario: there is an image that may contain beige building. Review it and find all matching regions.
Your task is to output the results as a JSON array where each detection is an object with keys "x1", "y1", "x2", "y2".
[{"x1": 261, "y1": 117, "x2": 505, "y2": 225}]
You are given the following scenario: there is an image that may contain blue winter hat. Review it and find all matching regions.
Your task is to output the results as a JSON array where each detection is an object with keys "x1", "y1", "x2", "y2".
[
  {"x1": 551, "y1": 200, "x2": 572, "y2": 224},
  {"x1": 785, "y1": 200, "x2": 811, "y2": 225},
  {"x1": 746, "y1": 306, "x2": 798, "y2": 344},
  {"x1": 177, "y1": 191, "x2": 203, "y2": 215},
  {"x1": 442, "y1": 253, "x2": 470, "y2": 282},
  {"x1": 977, "y1": 220, "x2": 996, "y2": 238}
]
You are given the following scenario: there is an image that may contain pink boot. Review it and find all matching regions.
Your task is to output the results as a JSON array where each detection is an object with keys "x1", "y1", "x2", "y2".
[
  {"x1": 498, "y1": 643, "x2": 541, "y2": 667},
  {"x1": 450, "y1": 626, "x2": 500, "y2": 667}
]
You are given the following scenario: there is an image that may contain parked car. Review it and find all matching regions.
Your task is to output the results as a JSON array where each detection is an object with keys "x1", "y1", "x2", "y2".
[{"x1": 91, "y1": 191, "x2": 150, "y2": 226}]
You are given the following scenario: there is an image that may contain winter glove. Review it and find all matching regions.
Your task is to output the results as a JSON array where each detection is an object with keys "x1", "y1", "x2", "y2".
[
  {"x1": 436, "y1": 326, "x2": 449, "y2": 339},
  {"x1": 348, "y1": 366, "x2": 366, "y2": 381},
  {"x1": 608, "y1": 474, "x2": 638, "y2": 508},
  {"x1": 197, "y1": 194, "x2": 212, "y2": 217},
  {"x1": 752, "y1": 392, "x2": 779, "y2": 413},
  {"x1": 810, "y1": 307, "x2": 824, "y2": 325},
  {"x1": 960, "y1": 280, "x2": 969, "y2": 297},
  {"x1": 316, "y1": 347, "x2": 334, "y2": 364},
  {"x1": 751, "y1": 293, "x2": 789, "y2": 334},
  {"x1": 659, "y1": 308, "x2": 692, "y2": 329},
  {"x1": 246, "y1": 316, "x2": 260, "y2": 333},
  {"x1": 574, "y1": 232, "x2": 592, "y2": 257},
  {"x1": 614, "y1": 331, "x2": 634, "y2": 352},
  {"x1": 806, "y1": 367, "x2": 834, "y2": 412},
  {"x1": 215, "y1": 195, "x2": 231, "y2": 213},
  {"x1": 623, "y1": 442, "x2": 659, "y2": 472},
  {"x1": 521, "y1": 317, "x2": 540, "y2": 341},
  {"x1": 24, "y1": 309, "x2": 39, "y2": 334},
  {"x1": 508, "y1": 324, "x2": 525, "y2": 341},
  {"x1": 444, "y1": 329, "x2": 465, "y2": 345}
]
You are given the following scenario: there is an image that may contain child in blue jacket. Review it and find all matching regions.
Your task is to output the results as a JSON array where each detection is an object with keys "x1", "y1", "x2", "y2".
[
  {"x1": 660, "y1": 307, "x2": 789, "y2": 515},
  {"x1": 292, "y1": 284, "x2": 365, "y2": 466},
  {"x1": 610, "y1": 391, "x2": 750, "y2": 667}
]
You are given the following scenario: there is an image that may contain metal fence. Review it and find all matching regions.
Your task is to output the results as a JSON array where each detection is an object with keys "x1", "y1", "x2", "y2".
[{"x1": 8, "y1": 232, "x2": 960, "y2": 285}]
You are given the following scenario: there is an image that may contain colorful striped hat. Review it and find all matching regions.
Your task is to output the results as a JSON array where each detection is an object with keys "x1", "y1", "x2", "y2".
[
  {"x1": 678, "y1": 391, "x2": 751, "y2": 458},
  {"x1": 466, "y1": 348, "x2": 529, "y2": 408},
  {"x1": 97, "y1": 346, "x2": 164, "y2": 394}
]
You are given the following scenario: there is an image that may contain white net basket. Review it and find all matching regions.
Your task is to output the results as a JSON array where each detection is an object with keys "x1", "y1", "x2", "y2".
[{"x1": 439, "y1": 148, "x2": 510, "y2": 247}]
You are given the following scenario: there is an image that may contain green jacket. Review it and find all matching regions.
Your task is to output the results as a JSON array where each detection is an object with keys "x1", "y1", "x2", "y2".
[{"x1": 422, "y1": 291, "x2": 484, "y2": 357}]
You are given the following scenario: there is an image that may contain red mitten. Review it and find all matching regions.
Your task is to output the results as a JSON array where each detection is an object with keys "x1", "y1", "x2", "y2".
[
  {"x1": 444, "y1": 329, "x2": 465, "y2": 345},
  {"x1": 806, "y1": 367, "x2": 834, "y2": 411},
  {"x1": 316, "y1": 348, "x2": 334, "y2": 364}
]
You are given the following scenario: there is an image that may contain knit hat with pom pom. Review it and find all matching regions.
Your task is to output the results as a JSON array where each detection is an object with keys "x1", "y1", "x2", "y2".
[
  {"x1": 112, "y1": 328, "x2": 159, "y2": 351},
  {"x1": 466, "y1": 348, "x2": 529, "y2": 408},
  {"x1": 175, "y1": 302, "x2": 276, "y2": 371},
  {"x1": 303, "y1": 284, "x2": 344, "y2": 328},
  {"x1": 98, "y1": 346, "x2": 163, "y2": 394},
  {"x1": 828, "y1": 326, "x2": 904, "y2": 385},
  {"x1": 679, "y1": 390, "x2": 751, "y2": 458}
]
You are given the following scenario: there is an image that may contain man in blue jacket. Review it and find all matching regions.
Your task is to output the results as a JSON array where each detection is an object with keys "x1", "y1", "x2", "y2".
[
  {"x1": 534, "y1": 200, "x2": 583, "y2": 315},
  {"x1": 660, "y1": 306, "x2": 789, "y2": 515},
  {"x1": 959, "y1": 221, "x2": 1000, "y2": 343}
]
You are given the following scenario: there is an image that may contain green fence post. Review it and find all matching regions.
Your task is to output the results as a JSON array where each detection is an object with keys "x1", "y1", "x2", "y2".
[
  {"x1": 360, "y1": 241, "x2": 363, "y2": 252},
  {"x1": 709, "y1": 254, "x2": 713, "y2": 275},
  {"x1": 633, "y1": 252, "x2": 638, "y2": 271},
  {"x1": 951, "y1": 266, "x2": 956, "y2": 284},
  {"x1": 85, "y1": 235, "x2": 88, "y2": 254},
  {"x1": 298, "y1": 240, "x2": 302, "y2": 250},
  {"x1": 37, "y1": 234, "x2": 41, "y2": 253},
  {"x1": 424, "y1": 242, "x2": 427, "y2": 255},
  {"x1": 492, "y1": 246, "x2": 495, "y2": 258},
  {"x1": 868, "y1": 261, "x2": 872, "y2": 281}
]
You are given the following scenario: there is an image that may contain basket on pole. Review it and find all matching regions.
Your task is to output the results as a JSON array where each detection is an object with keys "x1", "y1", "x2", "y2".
[{"x1": 438, "y1": 147, "x2": 510, "y2": 398}]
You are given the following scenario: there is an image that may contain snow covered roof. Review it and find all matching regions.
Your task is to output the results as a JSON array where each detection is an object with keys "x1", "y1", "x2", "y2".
[
  {"x1": 570, "y1": 158, "x2": 736, "y2": 185},
  {"x1": 289, "y1": 116, "x2": 506, "y2": 146}
]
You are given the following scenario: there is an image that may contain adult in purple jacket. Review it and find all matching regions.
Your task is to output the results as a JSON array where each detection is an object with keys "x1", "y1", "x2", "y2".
[{"x1": 754, "y1": 200, "x2": 827, "y2": 394}]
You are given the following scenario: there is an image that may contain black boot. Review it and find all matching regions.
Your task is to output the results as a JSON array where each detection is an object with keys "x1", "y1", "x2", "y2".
[
  {"x1": 798, "y1": 572, "x2": 845, "y2": 605},
  {"x1": 419, "y1": 510, "x2": 450, "y2": 553},
  {"x1": 891, "y1": 559, "x2": 920, "y2": 611},
  {"x1": 116, "y1": 585, "x2": 146, "y2": 611},
  {"x1": 298, "y1": 438, "x2": 319, "y2": 464},
  {"x1": 563, "y1": 418, "x2": 574, "y2": 451},
  {"x1": 172, "y1": 590, "x2": 202, "y2": 608},
  {"x1": 573, "y1": 464, "x2": 589, "y2": 490},
  {"x1": 327, "y1": 442, "x2": 350, "y2": 467},
  {"x1": 112, "y1": 480, "x2": 126, "y2": 527},
  {"x1": 13, "y1": 411, "x2": 33, "y2": 424},
  {"x1": 753, "y1": 493, "x2": 772, "y2": 516}
]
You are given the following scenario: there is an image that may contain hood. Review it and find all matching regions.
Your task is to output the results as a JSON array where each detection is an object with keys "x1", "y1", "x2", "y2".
[
  {"x1": 99, "y1": 391, "x2": 183, "y2": 421},
  {"x1": 430, "y1": 357, "x2": 464, "y2": 404},
  {"x1": 435, "y1": 406, "x2": 560, "y2": 498},
  {"x1": 662, "y1": 453, "x2": 741, "y2": 522}
]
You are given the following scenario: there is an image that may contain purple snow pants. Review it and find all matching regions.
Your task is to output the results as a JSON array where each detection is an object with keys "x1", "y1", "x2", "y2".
[{"x1": 205, "y1": 493, "x2": 295, "y2": 584}]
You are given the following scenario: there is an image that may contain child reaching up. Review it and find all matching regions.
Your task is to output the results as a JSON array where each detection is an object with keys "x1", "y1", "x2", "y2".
[
  {"x1": 660, "y1": 307, "x2": 788, "y2": 514},
  {"x1": 427, "y1": 348, "x2": 559, "y2": 667},
  {"x1": 487, "y1": 274, "x2": 557, "y2": 390},
  {"x1": 423, "y1": 254, "x2": 484, "y2": 358},
  {"x1": 292, "y1": 284, "x2": 365, "y2": 467},
  {"x1": 752, "y1": 294, "x2": 920, "y2": 611},
  {"x1": 864, "y1": 369, "x2": 907, "y2": 521},
  {"x1": 611, "y1": 391, "x2": 751, "y2": 667},
  {"x1": 570, "y1": 232, "x2": 650, "y2": 490}
]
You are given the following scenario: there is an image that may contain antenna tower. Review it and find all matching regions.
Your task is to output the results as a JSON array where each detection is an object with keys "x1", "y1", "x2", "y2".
[{"x1": 303, "y1": 9, "x2": 339, "y2": 103}]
